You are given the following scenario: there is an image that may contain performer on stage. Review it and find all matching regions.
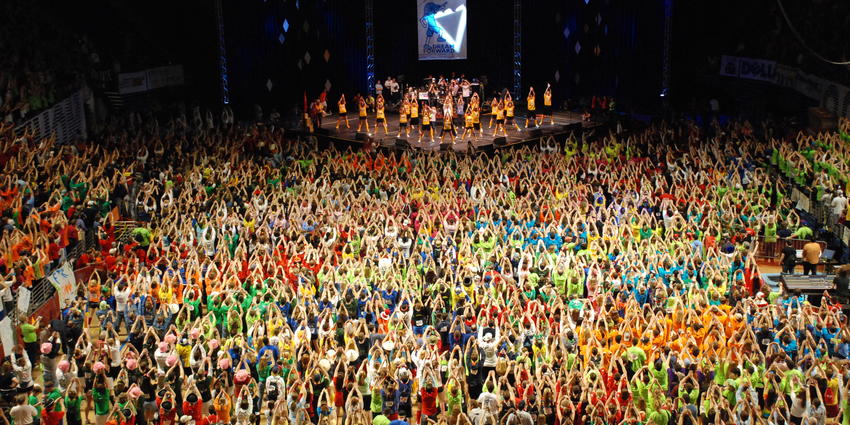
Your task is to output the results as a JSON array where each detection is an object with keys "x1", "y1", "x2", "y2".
[
  {"x1": 488, "y1": 97, "x2": 499, "y2": 129},
  {"x1": 492, "y1": 99, "x2": 507, "y2": 137},
  {"x1": 376, "y1": 94, "x2": 389, "y2": 134},
  {"x1": 419, "y1": 104, "x2": 434, "y2": 141},
  {"x1": 335, "y1": 94, "x2": 350, "y2": 129},
  {"x1": 462, "y1": 107, "x2": 475, "y2": 140},
  {"x1": 471, "y1": 95, "x2": 482, "y2": 137},
  {"x1": 440, "y1": 95, "x2": 456, "y2": 143},
  {"x1": 505, "y1": 93, "x2": 520, "y2": 132},
  {"x1": 356, "y1": 95, "x2": 370, "y2": 133},
  {"x1": 525, "y1": 87, "x2": 538, "y2": 128},
  {"x1": 543, "y1": 83, "x2": 554, "y2": 125},
  {"x1": 397, "y1": 99, "x2": 410, "y2": 138},
  {"x1": 409, "y1": 95, "x2": 420, "y2": 135}
]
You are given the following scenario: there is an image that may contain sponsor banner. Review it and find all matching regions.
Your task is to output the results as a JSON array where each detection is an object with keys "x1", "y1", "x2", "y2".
[
  {"x1": 118, "y1": 65, "x2": 184, "y2": 94},
  {"x1": 118, "y1": 71, "x2": 149, "y2": 94},
  {"x1": 719, "y1": 56, "x2": 776, "y2": 83},
  {"x1": 721, "y1": 56, "x2": 850, "y2": 118},
  {"x1": 719, "y1": 55, "x2": 741, "y2": 78}
]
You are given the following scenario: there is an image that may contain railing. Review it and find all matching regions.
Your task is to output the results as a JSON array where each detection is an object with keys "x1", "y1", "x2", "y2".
[
  {"x1": 13, "y1": 88, "x2": 87, "y2": 145},
  {"x1": 753, "y1": 235, "x2": 826, "y2": 261}
]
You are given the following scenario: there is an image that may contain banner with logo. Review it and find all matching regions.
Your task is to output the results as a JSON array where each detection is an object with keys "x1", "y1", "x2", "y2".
[
  {"x1": 719, "y1": 56, "x2": 776, "y2": 83},
  {"x1": 418, "y1": 0, "x2": 468, "y2": 60},
  {"x1": 720, "y1": 56, "x2": 850, "y2": 119},
  {"x1": 46, "y1": 262, "x2": 77, "y2": 309},
  {"x1": 118, "y1": 65, "x2": 184, "y2": 94}
]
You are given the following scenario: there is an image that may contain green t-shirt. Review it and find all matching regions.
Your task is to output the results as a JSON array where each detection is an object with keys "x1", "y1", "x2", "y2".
[
  {"x1": 93, "y1": 388, "x2": 111, "y2": 415},
  {"x1": 20, "y1": 323, "x2": 38, "y2": 343}
]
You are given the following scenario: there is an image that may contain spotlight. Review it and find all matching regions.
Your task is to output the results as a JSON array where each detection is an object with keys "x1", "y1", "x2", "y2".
[{"x1": 659, "y1": 88, "x2": 669, "y2": 98}]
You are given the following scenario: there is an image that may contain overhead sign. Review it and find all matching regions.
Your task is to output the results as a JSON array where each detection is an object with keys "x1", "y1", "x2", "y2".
[{"x1": 418, "y1": 0, "x2": 468, "y2": 60}]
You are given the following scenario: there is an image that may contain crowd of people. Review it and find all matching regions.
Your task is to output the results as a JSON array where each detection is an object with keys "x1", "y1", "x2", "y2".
[{"x1": 1, "y1": 108, "x2": 850, "y2": 425}]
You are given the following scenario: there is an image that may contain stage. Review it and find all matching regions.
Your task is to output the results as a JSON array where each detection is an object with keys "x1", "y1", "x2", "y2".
[{"x1": 314, "y1": 110, "x2": 598, "y2": 152}]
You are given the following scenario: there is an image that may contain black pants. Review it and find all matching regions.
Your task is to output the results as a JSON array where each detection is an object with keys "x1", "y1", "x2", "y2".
[
  {"x1": 803, "y1": 262, "x2": 817, "y2": 275},
  {"x1": 782, "y1": 262, "x2": 796, "y2": 274}
]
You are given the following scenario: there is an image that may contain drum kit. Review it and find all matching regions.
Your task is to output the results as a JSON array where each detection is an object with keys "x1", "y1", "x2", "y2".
[{"x1": 407, "y1": 76, "x2": 483, "y2": 119}]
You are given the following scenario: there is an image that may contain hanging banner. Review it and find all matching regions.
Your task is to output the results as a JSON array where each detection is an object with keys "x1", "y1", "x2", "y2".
[
  {"x1": 46, "y1": 262, "x2": 77, "y2": 309},
  {"x1": 118, "y1": 65, "x2": 184, "y2": 94},
  {"x1": 0, "y1": 303, "x2": 12, "y2": 357},
  {"x1": 16, "y1": 286, "x2": 30, "y2": 315},
  {"x1": 719, "y1": 55, "x2": 741, "y2": 78},
  {"x1": 720, "y1": 56, "x2": 850, "y2": 118},
  {"x1": 418, "y1": 0, "x2": 468, "y2": 60},
  {"x1": 719, "y1": 56, "x2": 776, "y2": 83}
]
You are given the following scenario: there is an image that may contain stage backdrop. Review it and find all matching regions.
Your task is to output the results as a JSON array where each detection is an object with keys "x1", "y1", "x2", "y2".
[{"x1": 418, "y1": 0, "x2": 468, "y2": 60}]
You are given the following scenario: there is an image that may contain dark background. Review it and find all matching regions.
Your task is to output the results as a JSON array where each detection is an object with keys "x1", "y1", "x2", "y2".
[{"x1": 9, "y1": 0, "x2": 850, "y2": 120}]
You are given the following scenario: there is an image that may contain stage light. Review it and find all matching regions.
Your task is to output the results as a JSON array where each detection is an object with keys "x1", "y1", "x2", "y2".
[{"x1": 659, "y1": 88, "x2": 668, "y2": 98}]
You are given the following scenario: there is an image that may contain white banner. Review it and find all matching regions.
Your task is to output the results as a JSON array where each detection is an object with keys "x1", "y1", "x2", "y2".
[
  {"x1": 118, "y1": 71, "x2": 149, "y2": 94},
  {"x1": 118, "y1": 65, "x2": 184, "y2": 94},
  {"x1": 146, "y1": 66, "x2": 185, "y2": 91},
  {"x1": 720, "y1": 56, "x2": 850, "y2": 118},
  {"x1": 46, "y1": 262, "x2": 77, "y2": 309},
  {"x1": 738, "y1": 57, "x2": 777, "y2": 83},
  {"x1": 0, "y1": 314, "x2": 12, "y2": 358},
  {"x1": 16, "y1": 287, "x2": 30, "y2": 315},
  {"x1": 418, "y1": 0, "x2": 468, "y2": 60},
  {"x1": 719, "y1": 56, "x2": 776, "y2": 82}
]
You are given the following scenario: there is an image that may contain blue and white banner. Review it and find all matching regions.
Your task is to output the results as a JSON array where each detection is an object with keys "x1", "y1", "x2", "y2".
[{"x1": 418, "y1": 0, "x2": 468, "y2": 60}]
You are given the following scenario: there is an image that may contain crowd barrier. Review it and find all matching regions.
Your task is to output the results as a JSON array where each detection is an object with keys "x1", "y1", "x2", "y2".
[{"x1": 12, "y1": 88, "x2": 87, "y2": 145}]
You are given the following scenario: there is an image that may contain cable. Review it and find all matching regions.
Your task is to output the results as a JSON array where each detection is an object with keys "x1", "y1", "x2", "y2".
[{"x1": 776, "y1": 0, "x2": 850, "y2": 66}]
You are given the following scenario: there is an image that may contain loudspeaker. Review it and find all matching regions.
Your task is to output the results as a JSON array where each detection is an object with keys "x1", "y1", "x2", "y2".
[
  {"x1": 314, "y1": 128, "x2": 330, "y2": 136},
  {"x1": 395, "y1": 138, "x2": 409, "y2": 149},
  {"x1": 440, "y1": 142, "x2": 452, "y2": 151},
  {"x1": 493, "y1": 136, "x2": 507, "y2": 146},
  {"x1": 355, "y1": 132, "x2": 369, "y2": 141},
  {"x1": 527, "y1": 128, "x2": 543, "y2": 138}
]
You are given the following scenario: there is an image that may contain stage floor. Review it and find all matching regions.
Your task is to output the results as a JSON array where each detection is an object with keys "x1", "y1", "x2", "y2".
[{"x1": 317, "y1": 111, "x2": 595, "y2": 151}]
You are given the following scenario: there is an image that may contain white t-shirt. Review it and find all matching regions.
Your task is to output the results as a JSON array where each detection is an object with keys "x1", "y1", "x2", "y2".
[
  {"x1": 831, "y1": 196, "x2": 846, "y2": 215},
  {"x1": 10, "y1": 404, "x2": 37, "y2": 425},
  {"x1": 114, "y1": 287, "x2": 131, "y2": 312}
]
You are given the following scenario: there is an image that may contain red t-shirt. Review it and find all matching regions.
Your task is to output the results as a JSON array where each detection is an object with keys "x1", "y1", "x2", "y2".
[
  {"x1": 420, "y1": 388, "x2": 440, "y2": 416},
  {"x1": 183, "y1": 400, "x2": 202, "y2": 421},
  {"x1": 41, "y1": 409, "x2": 65, "y2": 425}
]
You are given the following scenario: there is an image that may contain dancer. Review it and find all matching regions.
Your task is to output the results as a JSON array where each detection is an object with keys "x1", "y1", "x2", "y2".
[
  {"x1": 492, "y1": 99, "x2": 507, "y2": 137},
  {"x1": 397, "y1": 99, "x2": 410, "y2": 138},
  {"x1": 470, "y1": 95, "x2": 482, "y2": 137},
  {"x1": 418, "y1": 104, "x2": 433, "y2": 141},
  {"x1": 487, "y1": 97, "x2": 499, "y2": 128},
  {"x1": 409, "y1": 95, "x2": 420, "y2": 135},
  {"x1": 543, "y1": 83, "x2": 554, "y2": 125},
  {"x1": 525, "y1": 86, "x2": 538, "y2": 128},
  {"x1": 440, "y1": 95, "x2": 456, "y2": 143},
  {"x1": 356, "y1": 95, "x2": 370, "y2": 133},
  {"x1": 462, "y1": 107, "x2": 475, "y2": 140},
  {"x1": 375, "y1": 94, "x2": 388, "y2": 134},
  {"x1": 335, "y1": 94, "x2": 350, "y2": 129},
  {"x1": 505, "y1": 93, "x2": 520, "y2": 132}
]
